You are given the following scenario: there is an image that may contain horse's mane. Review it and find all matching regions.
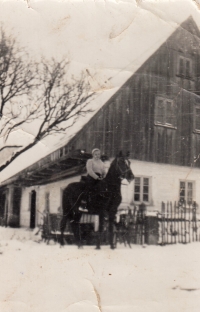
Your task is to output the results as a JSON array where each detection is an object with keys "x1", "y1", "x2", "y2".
[{"x1": 105, "y1": 158, "x2": 119, "y2": 184}]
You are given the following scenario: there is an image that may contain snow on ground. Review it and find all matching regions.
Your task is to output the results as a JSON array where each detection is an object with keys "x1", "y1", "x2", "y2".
[{"x1": 0, "y1": 227, "x2": 200, "y2": 312}]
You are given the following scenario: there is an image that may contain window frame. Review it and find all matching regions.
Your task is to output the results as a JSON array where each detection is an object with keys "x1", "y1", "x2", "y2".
[
  {"x1": 50, "y1": 151, "x2": 59, "y2": 161},
  {"x1": 45, "y1": 192, "x2": 50, "y2": 213},
  {"x1": 154, "y1": 97, "x2": 177, "y2": 129},
  {"x1": 177, "y1": 56, "x2": 193, "y2": 79},
  {"x1": 133, "y1": 176, "x2": 152, "y2": 205},
  {"x1": 194, "y1": 105, "x2": 200, "y2": 134},
  {"x1": 60, "y1": 188, "x2": 64, "y2": 213},
  {"x1": 179, "y1": 180, "x2": 195, "y2": 205},
  {"x1": 59, "y1": 147, "x2": 65, "y2": 158}
]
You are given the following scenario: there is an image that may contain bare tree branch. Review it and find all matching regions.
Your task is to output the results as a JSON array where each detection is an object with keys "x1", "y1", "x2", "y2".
[
  {"x1": 0, "y1": 145, "x2": 22, "y2": 152},
  {"x1": 0, "y1": 50, "x2": 95, "y2": 172},
  {"x1": 0, "y1": 28, "x2": 36, "y2": 117}
]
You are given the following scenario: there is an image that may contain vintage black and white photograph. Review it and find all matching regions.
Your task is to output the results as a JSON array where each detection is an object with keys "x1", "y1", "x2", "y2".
[{"x1": 1, "y1": 0, "x2": 200, "y2": 311}]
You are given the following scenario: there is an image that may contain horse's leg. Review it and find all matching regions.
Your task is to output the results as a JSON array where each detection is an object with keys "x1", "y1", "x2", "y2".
[
  {"x1": 108, "y1": 216, "x2": 116, "y2": 249},
  {"x1": 60, "y1": 214, "x2": 68, "y2": 246},
  {"x1": 96, "y1": 213, "x2": 104, "y2": 250},
  {"x1": 123, "y1": 232, "x2": 127, "y2": 247},
  {"x1": 108, "y1": 194, "x2": 122, "y2": 249},
  {"x1": 71, "y1": 215, "x2": 83, "y2": 248},
  {"x1": 127, "y1": 228, "x2": 132, "y2": 248}
]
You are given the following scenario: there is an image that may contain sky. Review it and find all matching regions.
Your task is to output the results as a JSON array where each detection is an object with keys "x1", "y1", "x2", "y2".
[{"x1": 1, "y1": 0, "x2": 200, "y2": 182}]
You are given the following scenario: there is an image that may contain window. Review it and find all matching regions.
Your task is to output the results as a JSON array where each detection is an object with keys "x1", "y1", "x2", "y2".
[
  {"x1": 177, "y1": 56, "x2": 192, "y2": 78},
  {"x1": 51, "y1": 151, "x2": 58, "y2": 161},
  {"x1": 45, "y1": 192, "x2": 50, "y2": 212},
  {"x1": 60, "y1": 188, "x2": 64, "y2": 213},
  {"x1": 179, "y1": 181, "x2": 194, "y2": 205},
  {"x1": 155, "y1": 97, "x2": 176, "y2": 127},
  {"x1": 59, "y1": 148, "x2": 64, "y2": 158},
  {"x1": 134, "y1": 177, "x2": 151, "y2": 203}
]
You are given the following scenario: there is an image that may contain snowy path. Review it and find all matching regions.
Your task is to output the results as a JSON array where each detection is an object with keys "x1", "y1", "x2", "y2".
[{"x1": 0, "y1": 228, "x2": 200, "y2": 312}]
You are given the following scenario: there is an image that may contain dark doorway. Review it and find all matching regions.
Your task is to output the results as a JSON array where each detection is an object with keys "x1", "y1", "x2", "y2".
[
  {"x1": 0, "y1": 191, "x2": 6, "y2": 225},
  {"x1": 12, "y1": 187, "x2": 22, "y2": 227},
  {"x1": 30, "y1": 190, "x2": 36, "y2": 229}
]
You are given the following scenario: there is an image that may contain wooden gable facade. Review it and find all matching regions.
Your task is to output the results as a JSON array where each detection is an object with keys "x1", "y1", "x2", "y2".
[{"x1": 64, "y1": 17, "x2": 200, "y2": 169}]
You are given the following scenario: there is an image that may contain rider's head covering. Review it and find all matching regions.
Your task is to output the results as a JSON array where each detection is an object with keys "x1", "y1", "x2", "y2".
[{"x1": 92, "y1": 148, "x2": 100, "y2": 155}]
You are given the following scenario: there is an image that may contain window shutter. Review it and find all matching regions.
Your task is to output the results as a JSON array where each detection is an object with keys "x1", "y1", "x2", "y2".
[
  {"x1": 156, "y1": 99, "x2": 164, "y2": 124},
  {"x1": 134, "y1": 177, "x2": 141, "y2": 201},
  {"x1": 179, "y1": 58, "x2": 184, "y2": 75},
  {"x1": 196, "y1": 107, "x2": 200, "y2": 130},
  {"x1": 166, "y1": 101, "x2": 173, "y2": 125},
  {"x1": 185, "y1": 60, "x2": 190, "y2": 77},
  {"x1": 45, "y1": 192, "x2": 50, "y2": 212},
  {"x1": 143, "y1": 178, "x2": 149, "y2": 202},
  {"x1": 179, "y1": 181, "x2": 185, "y2": 202},
  {"x1": 187, "y1": 182, "x2": 193, "y2": 204}
]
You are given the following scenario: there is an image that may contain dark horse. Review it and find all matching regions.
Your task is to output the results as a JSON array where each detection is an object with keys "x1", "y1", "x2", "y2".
[{"x1": 60, "y1": 152, "x2": 135, "y2": 249}]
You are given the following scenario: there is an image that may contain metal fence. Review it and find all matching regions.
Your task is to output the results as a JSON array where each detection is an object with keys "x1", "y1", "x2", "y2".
[
  {"x1": 114, "y1": 205, "x2": 146, "y2": 247},
  {"x1": 41, "y1": 201, "x2": 200, "y2": 246},
  {"x1": 158, "y1": 201, "x2": 200, "y2": 245}
]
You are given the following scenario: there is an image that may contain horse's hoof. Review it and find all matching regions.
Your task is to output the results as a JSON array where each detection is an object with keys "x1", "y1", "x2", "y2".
[
  {"x1": 59, "y1": 240, "x2": 65, "y2": 246},
  {"x1": 78, "y1": 245, "x2": 83, "y2": 249},
  {"x1": 95, "y1": 246, "x2": 101, "y2": 250},
  {"x1": 110, "y1": 245, "x2": 116, "y2": 250}
]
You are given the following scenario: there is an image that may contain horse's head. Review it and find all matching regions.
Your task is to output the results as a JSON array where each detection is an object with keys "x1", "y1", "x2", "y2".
[{"x1": 114, "y1": 151, "x2": 134, "y2": 183}]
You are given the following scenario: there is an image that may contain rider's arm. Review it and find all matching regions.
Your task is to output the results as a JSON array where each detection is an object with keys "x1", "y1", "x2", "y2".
[
  {"x1": 86, "y1": 159, "x2": 99, "y2": 179},
  {"x1": 101, "y1": 161, "x2": 106, "y2": 178}
]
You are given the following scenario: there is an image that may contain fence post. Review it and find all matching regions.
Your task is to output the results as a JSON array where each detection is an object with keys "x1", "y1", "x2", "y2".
[
  {"x1": 188, "y1": 203, "x2": 190, "y2": 243},
  {"x1": 138, "y1": 203, "x2": 146, "y2": 245},
  {"x1": 166, "y1": 202, "x2": 169, "y2": 244},
  {"x1": 169, "y1": 202, "x2": 172, "y2": 244},
  {"x1": 184, "y1": 202, "x2": 187, "y2": 244},
  {"x1": 181, "y1": 202, "x2": 183, "y2": 244},
  {"x1": 161, "y1": 202, "x2": 165, "y2": 245},
  {"x1": 177, "y1": 202, "x2": 180, "y2": 243},
  {"x1": 174, "y1": 202, "x2": 177, "y2": 244},
  {"x1": 145, "y1": 216, "x2": 159, "y2": 245},
  {"x1": 193, "y1": 201, "x2": 198, "y2": 242},
  {"x1": 192, "y1": 203, "x2": 195, "y2": 242}
]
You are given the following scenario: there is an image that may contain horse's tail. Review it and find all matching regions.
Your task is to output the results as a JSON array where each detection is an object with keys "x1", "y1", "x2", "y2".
[
  {"x1": 60, "y1": 183, "x2": 85, "y2": 246},
  {"x1": 62, "y1": 184, "x2": 84, "y2": 217}
]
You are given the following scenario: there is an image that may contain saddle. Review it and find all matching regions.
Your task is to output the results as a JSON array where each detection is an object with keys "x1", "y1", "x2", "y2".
[{"x1": 79, "y1": 176, "x2": 108, "y2": 213}]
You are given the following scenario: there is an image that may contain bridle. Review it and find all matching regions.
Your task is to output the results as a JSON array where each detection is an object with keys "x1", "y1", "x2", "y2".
[{"x1": 116, "y1": 157, "x2": 132, "y2": 180}]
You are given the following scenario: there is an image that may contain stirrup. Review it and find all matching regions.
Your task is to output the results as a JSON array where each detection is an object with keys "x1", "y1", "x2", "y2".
[{"x1": 79, "y1": 207, "x2": 88, "y2": 212}]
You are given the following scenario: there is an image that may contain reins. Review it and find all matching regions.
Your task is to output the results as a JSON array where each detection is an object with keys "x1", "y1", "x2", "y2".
[{"x1": 115, "y1": 158, "x2": 132, "y2": 180}]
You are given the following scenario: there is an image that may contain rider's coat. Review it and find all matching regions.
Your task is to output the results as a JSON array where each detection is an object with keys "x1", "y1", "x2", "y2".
[{"x1": 86, "y1": 158, "x2": 106, "y2": 180}]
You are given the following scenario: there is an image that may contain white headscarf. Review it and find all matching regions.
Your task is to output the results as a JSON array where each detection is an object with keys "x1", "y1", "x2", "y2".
[{"x1": 92, "y1": 148, "x2": 100, "y2": 155}]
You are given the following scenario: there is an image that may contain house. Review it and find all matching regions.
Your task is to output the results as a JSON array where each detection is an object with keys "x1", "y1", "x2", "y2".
[{"x1": 1, "y1": 16, "x2": 200, "y2": 229}]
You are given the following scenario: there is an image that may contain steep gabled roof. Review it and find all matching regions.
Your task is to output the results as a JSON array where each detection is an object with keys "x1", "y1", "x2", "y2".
[{"x1": 180, "y1": 16, "x2": 200, "y2": 38}]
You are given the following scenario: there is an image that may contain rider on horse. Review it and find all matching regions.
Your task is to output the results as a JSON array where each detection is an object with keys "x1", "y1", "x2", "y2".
[{"x1": 79, "y1": 148, "x2": 106, "y2": 212}]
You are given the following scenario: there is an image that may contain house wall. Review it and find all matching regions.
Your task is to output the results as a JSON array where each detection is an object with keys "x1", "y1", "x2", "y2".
[
  {"x1": 20, "y1": 186, "x2": 37, "y2": 227},
  {"x1": 19, "y1": 159, "x2": 200, "y2": 227},
  {"x1": 131, "y1": 160, "x2": 200, "y2": 211},
  {"x1": 20, "y1": 176, "x2": 80, "y2": 227}
]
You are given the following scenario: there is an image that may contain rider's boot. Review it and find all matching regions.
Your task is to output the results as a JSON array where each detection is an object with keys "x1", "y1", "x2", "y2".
[
  {"x1": 78, "y1": 191, "x2": 90, "y2": 213},
  {"x1": 95, "y1": 232, "x2": 102, "y2": 249},
  {"x1": 78, "y1": 200, "x2": 88, "y2": 212}
]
